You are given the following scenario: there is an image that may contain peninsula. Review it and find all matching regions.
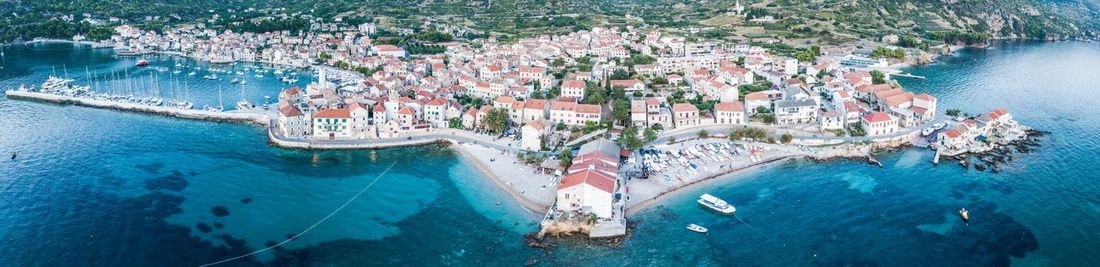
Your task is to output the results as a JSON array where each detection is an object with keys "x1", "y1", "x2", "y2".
[{"x1": 5, "y1": 17, "x2": 1038, "y2": 240}]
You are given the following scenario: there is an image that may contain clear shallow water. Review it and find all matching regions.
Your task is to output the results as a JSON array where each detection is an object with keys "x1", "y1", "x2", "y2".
[{"x1": 1, "y1": 41, "x2": 1099, "y2": 266}]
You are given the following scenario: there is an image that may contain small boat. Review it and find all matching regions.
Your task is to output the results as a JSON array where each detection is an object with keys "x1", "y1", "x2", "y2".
[
  {"x1": 922, "y1": 127, "x2": 937, "y2": 137},
  {"x1": 135, "y1": 59, "x2": 149, "y2": 67},
  {"x1": 686, "y1": 224, "x2": 708, "y2": 233},
  {"x1": 698, "y1": 194, "x2": 736, "y2": 214},
  {"x1": 236, "y1": 100, "x2": 255, "y2": 110},
  {"x1": 958, "y1": 208, "x2": 970, "y2": 223},
  {"x1": 188, "y1": 71, "x2": 197, "y2": 76}
]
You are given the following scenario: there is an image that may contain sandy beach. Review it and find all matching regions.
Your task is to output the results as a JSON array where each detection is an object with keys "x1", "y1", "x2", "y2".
[
  {"x1": 622, "y1": 139, "x2": 872, "y2": 216},
  {"x1": 451, "y1": 143, "x2": 556, "y2": 215}
]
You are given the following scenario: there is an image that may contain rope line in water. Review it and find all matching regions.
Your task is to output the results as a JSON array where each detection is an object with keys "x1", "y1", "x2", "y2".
[
  {"x1": 733, "y1": 214, "x2": 765, "y2": 237},
  {"x1": 200, "y1": 161, "x2": 398, "y2": 267},
  {"x1": 734, "y1": 213, "x2": 791, "y2": 248}
]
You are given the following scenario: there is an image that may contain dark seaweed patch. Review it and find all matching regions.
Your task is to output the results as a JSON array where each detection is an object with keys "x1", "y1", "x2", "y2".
[{"x1": 211, "y1": 206, "x2": 229, "y2": 217}]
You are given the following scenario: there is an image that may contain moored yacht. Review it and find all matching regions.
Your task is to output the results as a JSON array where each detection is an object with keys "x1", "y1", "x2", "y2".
[
  {"x1": 698, "y1": 194, "x2": 736, "y2": 214},
  {"x1": 236, "y1": 100, "x2": 255, "y2": 110}
]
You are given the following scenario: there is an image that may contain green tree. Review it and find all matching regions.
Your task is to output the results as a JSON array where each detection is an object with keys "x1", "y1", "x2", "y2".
[
  {"x1": 612, "y1": 99, "x2": 631, "y2": 125},
  {"x1": 482, "y1": 108, "x2": 511, "y2": 135},
  {"x1": 870, "y1": 70, "x2": 887, "y2": 84},
  {"x1": 559, "y1": 149, "x2": 574, "y2": 168},
  {"x1": 334, "y1": 60, "x2": 350, "y2": 69},
  {"x1": 448, "y1": 117, "x2": 464, "y2": 129},
  {"x1": 780, "y1": 133, "x2": 793, "y2": 144},
  {"x1": 609, "y1": 69, "x2": 631, "y2": 80},
  {"x1": 698, "y1": 130, "x2": 709, "y2": 138},
  {"x1": 583, "y1": 82, "x2": 606, "y2": 104},
  {"x1": 762, "y1": 114, "x2": 776, "y2": 124},
  {"x1": 619, "y1": 127, "x2": 643, "y2": 150},
  {"x1": 945, "y1": 108, "x2": 962, "y2": 117},
  {"x1": 643, "y1": 128, "x2": 657, "y2": 143}
]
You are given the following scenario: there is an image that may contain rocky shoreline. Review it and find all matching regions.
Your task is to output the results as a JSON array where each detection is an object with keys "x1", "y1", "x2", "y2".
[{"x1": 945, "y1": 129, "x2": 1047, "y2": 173}]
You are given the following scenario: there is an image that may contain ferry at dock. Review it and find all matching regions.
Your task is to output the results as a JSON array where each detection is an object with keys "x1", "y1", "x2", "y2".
[{"x1": 698, "y1": 194, "x2": 736, "y2": 214}]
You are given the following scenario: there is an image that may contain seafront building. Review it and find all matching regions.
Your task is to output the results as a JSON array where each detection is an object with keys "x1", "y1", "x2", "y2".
[
  {"x1": 548, "y1": 138, "x2": 627, "y2": 237},
  {"x1": 937, "y1": 108, "x2": 1023, "y2": 156}
]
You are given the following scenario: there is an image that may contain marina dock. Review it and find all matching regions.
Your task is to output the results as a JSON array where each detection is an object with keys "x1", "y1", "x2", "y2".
[{"x1": 4, "y1": 90, "x2": 269, "y2": 125}]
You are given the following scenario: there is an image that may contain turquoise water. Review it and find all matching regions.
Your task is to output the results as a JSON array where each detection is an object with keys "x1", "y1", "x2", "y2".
[{"x1": 2, "y1": 41, "x2": 1099, "y2": 266}]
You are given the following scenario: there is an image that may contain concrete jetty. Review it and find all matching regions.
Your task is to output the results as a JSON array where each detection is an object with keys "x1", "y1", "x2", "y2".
[{"x1": 5, "y1": 90, "x2": 269, "y2": 125}]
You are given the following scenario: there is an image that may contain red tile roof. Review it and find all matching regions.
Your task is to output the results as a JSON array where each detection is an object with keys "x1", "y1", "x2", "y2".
[
  {"x1": 862, "y1": 111, "x2": 892, "y2": 123},
  {"x1": 672, "y1": 103, "x2": 698, "y2": 112},
  {"x1": 314, "y1": 108, "x2": 351, "y2": 119},
  {"x1": 576, "y1": 104, "x2": 601, "y2": 114},
  {"x1": 562, "y1": 80, "x2": 586, "y2": 89},
  {"x1": 279, "y1": 104, "x2": 303, "y2": 117},
  {"x1": 558, "y1": 170, "x2": 616, "y2": 193},
  {"x1": 714, "y1": 101, "x2": 744, "y2": 112},
  {"x1": 745, "y1": 92, "x2": 769, "y2": 101},
  {"x1": 550, "y1": 100, "x2": 577, "y2": 111}
]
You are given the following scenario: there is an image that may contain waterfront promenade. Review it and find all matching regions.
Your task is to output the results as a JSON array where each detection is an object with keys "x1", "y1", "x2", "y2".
[{"x1": 653, "y1": 114, "x2": 948, "y2": 145}]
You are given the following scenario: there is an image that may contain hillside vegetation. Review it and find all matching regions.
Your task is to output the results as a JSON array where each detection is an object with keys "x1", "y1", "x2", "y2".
[{"x1": 2, "y1": 0, "x2": 1097, "y2": 44}]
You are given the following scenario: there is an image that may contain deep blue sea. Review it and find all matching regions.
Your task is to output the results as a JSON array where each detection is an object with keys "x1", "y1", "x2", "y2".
[{"x1": 1, "y1": 41, "x2": 1098, "y2": 266}]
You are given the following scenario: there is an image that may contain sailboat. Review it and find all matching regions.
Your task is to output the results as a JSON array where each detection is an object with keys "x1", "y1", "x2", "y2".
[
  {"x1": 235, "y1": 83, "x2": 254, "y2": 110},
  {"x1": 204, "y1": 86, "x2": 225, "y2": 112}
]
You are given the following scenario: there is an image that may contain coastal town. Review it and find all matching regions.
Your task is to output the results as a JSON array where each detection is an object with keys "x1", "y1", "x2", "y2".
[{"x1": 6, "y1": 17, "x2": 1036, "y2": 240}]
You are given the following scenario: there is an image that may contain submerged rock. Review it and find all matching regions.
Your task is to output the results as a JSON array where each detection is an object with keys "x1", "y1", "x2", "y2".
[
  {"x1": 144, "y1": 171, "x2": 189, "y2": 192},
  {"x1": 213, "y1": 222, "x2": 224, "y2": 229},
  {"x1": 211, "y1": 206, "x2": 230, "y2": 217},
  {"x1": 240, "y1": 198, "x2": 252, "y2": 204},
  {"x1": 196, "y1": 223, "x2": 213, "y2": 233}
]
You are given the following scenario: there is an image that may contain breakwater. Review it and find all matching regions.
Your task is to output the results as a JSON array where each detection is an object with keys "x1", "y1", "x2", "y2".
[{"x1": 5, "y1": 90, "x2": 269, "y2": 125}]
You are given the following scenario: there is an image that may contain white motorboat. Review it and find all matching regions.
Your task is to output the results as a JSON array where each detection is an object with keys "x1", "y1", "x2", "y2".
[
  {"x1": 236, "y1": 100, "x2": 255, "y2": 110},
  {"x1": 698, "y1": 194, "x2": 736, "y2": 214},
  {"x1": 687, "y1": 224, "x2": 708, "y2": 233},
  {"x1": 921, "y1": 127, "x2": 937, "y2": 136}
]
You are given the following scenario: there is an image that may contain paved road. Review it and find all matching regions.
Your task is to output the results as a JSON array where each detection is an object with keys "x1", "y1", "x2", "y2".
[{"x1": 653, "y1": 114, "x2": 949, "y2": 144}]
